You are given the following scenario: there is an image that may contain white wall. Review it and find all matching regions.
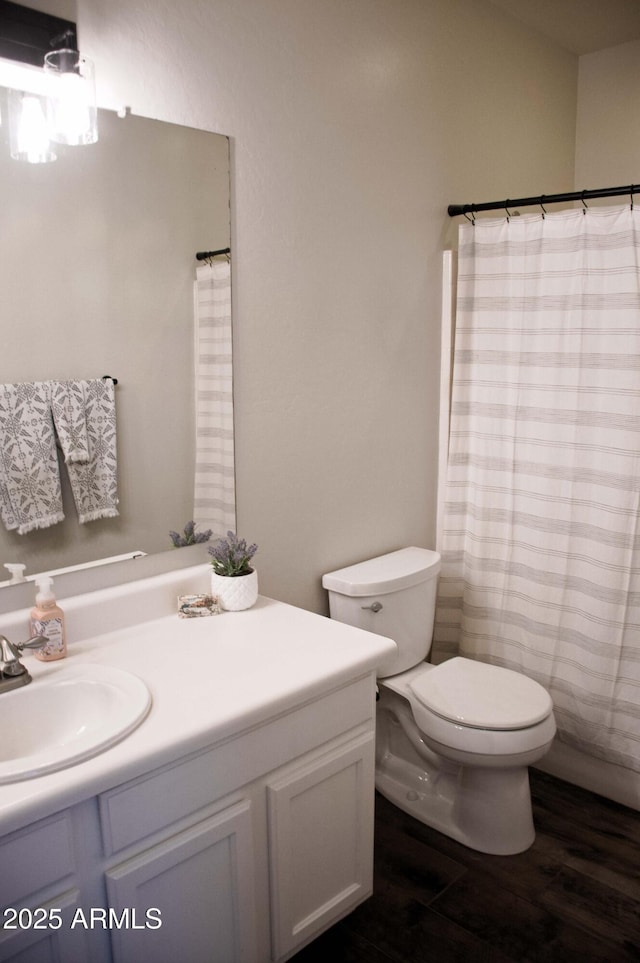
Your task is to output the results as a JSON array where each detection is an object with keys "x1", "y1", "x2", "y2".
[
  {"x1": 575, "y1": 38, "x2": 640, "y2": 188},
  {"x1": 32, "y1": 0, "x2": 578, "y2": 612}
]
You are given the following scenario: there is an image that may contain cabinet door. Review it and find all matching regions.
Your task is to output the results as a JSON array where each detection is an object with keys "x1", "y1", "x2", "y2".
[
  {"x1": 0, "y1": 891, "x2": 93, "y2": 963},
  {"x1": 105, "y1": 799, "x2": 257, "y2": 963},
  {"x1": 267, "y1": 731, "x2": 375, "y2": 961}
]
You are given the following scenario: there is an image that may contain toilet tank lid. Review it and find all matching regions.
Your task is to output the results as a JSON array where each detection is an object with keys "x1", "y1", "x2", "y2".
[{"x1": 322, "y1": 547, "x2": 441, "y2": 597}]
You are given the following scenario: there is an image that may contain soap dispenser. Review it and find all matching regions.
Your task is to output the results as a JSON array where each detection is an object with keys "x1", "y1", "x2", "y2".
[
  {"x1": 30, "y1": 576, "x2": 67, "y2": 662},
  {"x1": 3, "y1": 563, "x2": 26, "y2": 584}
]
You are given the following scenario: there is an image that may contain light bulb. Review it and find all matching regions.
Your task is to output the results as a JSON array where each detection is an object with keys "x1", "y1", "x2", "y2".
[
  {"x1": 8, "y1": 91, "x2": 56, "y2": 163},
  {"x1": 44, "y1": 50, "x2": 98, "y2": 146}
]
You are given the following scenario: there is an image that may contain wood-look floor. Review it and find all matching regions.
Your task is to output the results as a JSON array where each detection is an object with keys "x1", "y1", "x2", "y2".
[{"x1": 291, "y1": 770, "x2": 640, "y2": 962}]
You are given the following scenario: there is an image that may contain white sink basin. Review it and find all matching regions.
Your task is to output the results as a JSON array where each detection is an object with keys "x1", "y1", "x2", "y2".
[{"x1": 0, "y1": 664, "x2": 152, "y2": 783}]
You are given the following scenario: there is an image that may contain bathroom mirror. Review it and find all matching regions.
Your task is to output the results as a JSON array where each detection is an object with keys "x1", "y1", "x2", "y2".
[{"x1": 0, "y1": 102, "x2": 232, "y2": 586}]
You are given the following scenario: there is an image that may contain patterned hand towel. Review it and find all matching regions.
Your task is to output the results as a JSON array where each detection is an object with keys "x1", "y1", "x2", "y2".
[
  {"x1": 50, "y1": 380, "x2": 91, "y2": 463},
  {"x1": 0, "y1": 382, "x2": 64, "y2": 534},
  {"x1": 53, "y1": 378, "x2": 119, "y2": 524}
]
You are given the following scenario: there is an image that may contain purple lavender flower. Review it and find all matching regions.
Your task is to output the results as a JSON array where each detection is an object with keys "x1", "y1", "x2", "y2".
[
  {"x1": 208, "y1": 531, "x2": 258, "y2": 576},
  {"x1": 169, "y1": 522, "x2": 213, "y2": 547}
]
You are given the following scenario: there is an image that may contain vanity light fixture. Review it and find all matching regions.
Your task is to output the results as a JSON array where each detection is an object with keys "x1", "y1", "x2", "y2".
[
  {"x1": 0, "y1": 1, "x2": 98, "y2": 162},
  {"x1": 44, "y1": 47, "x2": 97, "y2": 146}
]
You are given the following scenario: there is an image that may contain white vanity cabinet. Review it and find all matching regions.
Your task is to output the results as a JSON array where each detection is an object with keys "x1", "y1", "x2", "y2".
[{"x1": 0, "y1": 675, "x2": 376, "y2": 963}]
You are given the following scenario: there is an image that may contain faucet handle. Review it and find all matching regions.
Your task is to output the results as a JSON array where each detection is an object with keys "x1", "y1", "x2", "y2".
[
  {"x1": 0, "y1": 634, "x2": 47, "y2": 676},
  {"x1": 17, "y1": 635, "x2": 48, "y2": 652}
]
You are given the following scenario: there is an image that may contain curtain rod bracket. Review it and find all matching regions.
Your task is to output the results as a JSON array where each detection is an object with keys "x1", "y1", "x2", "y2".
[{"x1": 195, "y1": 247, "x2": 230, "y2": 261}]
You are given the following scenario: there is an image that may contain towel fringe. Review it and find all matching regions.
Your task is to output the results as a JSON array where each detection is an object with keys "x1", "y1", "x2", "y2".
[
  {"x1": 78, "y1": 507, "x2": 120, "y2": 524},
  {"x1": 17, "y1": 512, "x2": 66, "y2": 535}
]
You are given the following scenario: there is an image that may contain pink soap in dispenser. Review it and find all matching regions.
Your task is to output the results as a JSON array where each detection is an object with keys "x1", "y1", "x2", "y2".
[{"x1": 30, "y1": 576, "x2": 67, "y2": 661}]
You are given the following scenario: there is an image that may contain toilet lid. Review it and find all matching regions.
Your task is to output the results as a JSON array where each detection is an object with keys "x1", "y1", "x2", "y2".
[{"x1": 409, "y1": 657, "x2": 552, "y2": 730}]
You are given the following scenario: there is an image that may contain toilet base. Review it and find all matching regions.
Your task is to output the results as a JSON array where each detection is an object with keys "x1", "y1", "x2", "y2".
[
  {"x1": 376, "y1": 758, "x2": 535, "y2": 855},
  {"x1": 376, "y1": 701, "x2": 537, "y2": 855}
]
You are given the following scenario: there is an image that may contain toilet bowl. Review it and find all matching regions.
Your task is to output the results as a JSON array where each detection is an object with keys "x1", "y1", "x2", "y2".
[
  {"x1": 377, "y1": 658, "x2": 556, "y2": 854},
  {"x1": 322, "y1": 548, "x2": 556, "y2": 855}
]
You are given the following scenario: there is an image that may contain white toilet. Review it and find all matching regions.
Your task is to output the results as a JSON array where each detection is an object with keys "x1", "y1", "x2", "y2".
[{"x1": 322, "y1": 547, "x2": 556, "y2": 855}]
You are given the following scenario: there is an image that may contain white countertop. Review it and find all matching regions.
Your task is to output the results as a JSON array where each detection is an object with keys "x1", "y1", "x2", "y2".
[{"x1": 0, "y1": 566, "x2": 396, "y2": 835}]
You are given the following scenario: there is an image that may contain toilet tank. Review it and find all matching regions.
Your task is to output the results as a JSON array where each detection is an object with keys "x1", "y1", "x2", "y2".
[{"x1": 322, "y1": 547, "x2": 441, "y2": 677}]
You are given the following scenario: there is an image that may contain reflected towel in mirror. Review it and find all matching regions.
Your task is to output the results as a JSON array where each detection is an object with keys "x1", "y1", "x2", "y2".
[
  {"x1": 0, "y1": 382, "x2": 65, "y2": 534},
  {"x1": 55, "y1": 378, "x2": 119, "y2": 524},
  {"x1": 50, "y1": 380, "x2": 91, "y2": 463}
]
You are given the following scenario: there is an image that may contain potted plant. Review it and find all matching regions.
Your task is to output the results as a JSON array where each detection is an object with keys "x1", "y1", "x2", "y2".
[
  {"x1": 208, "y1": 531, "x2": 258, "y2": 611},
  {"x1": 169, "y1": 521, "x2": 213, "y2": 547}
]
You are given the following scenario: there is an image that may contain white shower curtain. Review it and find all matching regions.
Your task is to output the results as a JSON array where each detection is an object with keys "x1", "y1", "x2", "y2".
[
  {"x1": 433, "y1": 205, "x2": 640, "y2": 773},
  {"x1": 193, "y1": 259, "x2": 236, "y2": 535}
]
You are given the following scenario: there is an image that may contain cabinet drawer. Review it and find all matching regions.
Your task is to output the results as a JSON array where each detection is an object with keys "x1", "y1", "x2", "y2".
[
  {"x1": 100, "y1": 675, "x2": 374, "y2": 855},
  {"x1": 0, "y1": 812, "x2": 75, "y2": 907}
]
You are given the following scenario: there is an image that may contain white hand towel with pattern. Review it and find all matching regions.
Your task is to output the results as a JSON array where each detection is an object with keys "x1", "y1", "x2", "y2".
[
  {"x1": 61, "y1": 378, "x2": 119, "y2": 523},
  {"x1": 0, "y1": 382, "x2": 64, "y2": 534},
  {"x1": 50, "y1": 380, "x2": 91, "y2": 463}
]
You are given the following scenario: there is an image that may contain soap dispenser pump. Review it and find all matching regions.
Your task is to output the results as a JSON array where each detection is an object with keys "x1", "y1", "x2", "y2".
[
  {"x1": 30, "y1": 576, "x2": 67, "y2": 662},
  {"x1": 3, "y1": 563, "x2": 26, "y2": 584}
]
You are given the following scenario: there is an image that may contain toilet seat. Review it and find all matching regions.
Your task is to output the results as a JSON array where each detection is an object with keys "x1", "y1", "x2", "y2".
[
  {"x1": 409, "y1": 657, "x2": 552, "y2": 730},
  {"x1": 381, "y1": 660, "x2": 556, "y2": 759}
]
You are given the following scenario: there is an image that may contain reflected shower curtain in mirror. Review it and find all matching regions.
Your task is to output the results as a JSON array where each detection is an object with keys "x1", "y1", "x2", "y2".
[
  {"x1": 433, "y1": 205, "x2": 640, "y2": 772},
  {"x1": 193, "y1": 260, "x2": 236, "y2": 535}
]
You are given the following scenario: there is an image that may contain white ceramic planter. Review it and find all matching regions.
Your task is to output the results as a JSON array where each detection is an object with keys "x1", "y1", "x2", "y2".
[{"x1": 210, "y1": 568, "x2": 258, "y2": 611}]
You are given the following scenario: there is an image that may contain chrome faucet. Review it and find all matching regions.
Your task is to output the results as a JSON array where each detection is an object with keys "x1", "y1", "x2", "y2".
[{"x1": 0, "y1": 635, "x2": 47, "y2": 693}]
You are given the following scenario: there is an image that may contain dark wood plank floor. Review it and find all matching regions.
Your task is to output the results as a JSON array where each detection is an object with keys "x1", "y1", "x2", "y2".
[{"x1": 291, "y1": 770, "x2": 640, "y2": 962}]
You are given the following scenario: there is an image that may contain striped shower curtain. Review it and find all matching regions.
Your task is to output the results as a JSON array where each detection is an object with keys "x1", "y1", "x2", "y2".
[
  {"x1": 433, "y1": 205, "x2": 640, "y2": 772},
  {"x1": 193, "y1": 259, "x2": 236, "y2": 535}
]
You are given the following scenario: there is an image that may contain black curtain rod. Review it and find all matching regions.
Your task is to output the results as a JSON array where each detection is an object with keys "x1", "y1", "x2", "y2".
[
  {"x1": 195, "y1": 248, "x2": 230, "y2": 260},
  {"x1": 448, "y1": 183, "x2": 640, "y2": 217}
]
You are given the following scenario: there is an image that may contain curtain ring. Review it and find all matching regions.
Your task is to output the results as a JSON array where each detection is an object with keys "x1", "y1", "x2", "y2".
[
  {"x1": 540, "y1": 195, "x2": 546, "y2": 219},
  {"x1": 581, "y1": 190, "x2": 588, "y2": 214},
  {"x1": 631, "y1": 187, "x2": 634, "y2": 211},
  {"x1": 463, "y1": 210, "x2": 476, "y2": 225},
  {"x1": 505, "y1": 201, "x2": 512, "y2": 223}
]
